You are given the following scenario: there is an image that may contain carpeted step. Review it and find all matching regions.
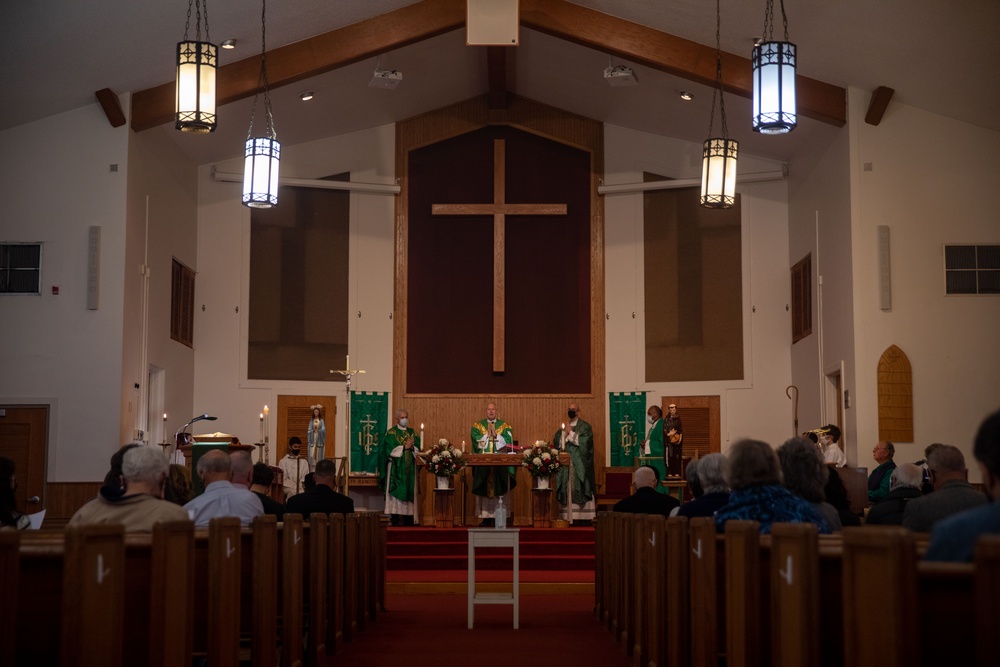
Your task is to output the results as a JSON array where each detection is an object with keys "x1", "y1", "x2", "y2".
[
  {"x1": 386, "y1": 526, "x2": 595, "y2": 543},
  {"x1": 388, "y1": 553, "x2": 595, "y2": 571},
  {"x1": 387, "y1": 540, "x2": 594, "y2": 558}
]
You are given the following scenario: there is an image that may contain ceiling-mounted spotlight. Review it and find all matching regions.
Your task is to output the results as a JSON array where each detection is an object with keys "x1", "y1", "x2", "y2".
[
  {"x1": 604, "y1": 64, "x2": 638, "y2": 87},
  {"x1": 369, "y1": 68, "x2": 402, "y2": 89},
  {"x1": 220, "y1": 39, "x2": 236, "y2": 49},
  {"x1": 679, "y1": 90, "x2": 694, "y2": 101},
  {"x1": 300, "y1": 91, "x2": 314, "y2": 101}
]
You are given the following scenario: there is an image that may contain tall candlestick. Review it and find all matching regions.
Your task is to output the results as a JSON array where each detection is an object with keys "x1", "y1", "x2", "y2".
[
  {"x1": 263, "y1": 405, "x2": 269, "y2": 444},
  {"x1": 420, "y1": 423, "x2": 425, "y2": 449},
  {"x1": 346, "y1": 354, "x2": 350, "y2": 370},
  {"x1": 260, "y1": 413, "x2": 264, "y2": 444}
]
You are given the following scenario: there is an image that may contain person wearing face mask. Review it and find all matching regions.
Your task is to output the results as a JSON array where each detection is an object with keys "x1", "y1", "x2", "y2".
[
  {"x1": 817, "y1": 424, "x2": 847, "y2": 468},
  {"x1": 279, "y1": 436, "x2": 311, "y2": 500},
  {"x1": 642, "y1": 405, "x2": 668, "y2": 485},
  {"x1": 553, "y1": 402, "x2": 596, "y2": 524},
  {"x1": 378, "y1": 408, "x2": 419, "y2": 526}
]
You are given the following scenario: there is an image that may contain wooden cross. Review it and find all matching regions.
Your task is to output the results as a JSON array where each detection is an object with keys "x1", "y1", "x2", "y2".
[{"x1": 431, "y1": 139, "x2": 567, "y2": 373}]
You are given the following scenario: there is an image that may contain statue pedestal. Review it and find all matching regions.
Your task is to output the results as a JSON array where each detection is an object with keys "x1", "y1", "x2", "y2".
[
  {"x1": 531, "y1": 488, "x2": 553, "y2": 528},
  {"x1": 433, "y1": 489, "x2": 455, "y2": 528}
]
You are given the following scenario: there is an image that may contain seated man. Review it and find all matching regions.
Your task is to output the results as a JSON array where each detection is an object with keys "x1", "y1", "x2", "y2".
[
  {"x1": 902, "y1": 444, "x2": 987, "y2": 532},
  {"x1": 250, "y1": 462, "x2": 286, "y2": 520},
  {"x1": 677, "y1": 453, "x2": 731, "y2": 518},
  {"x1": 286, "y1": 458, "x2": 354, "y2": 516},
  {"x1": 70, "y1": 446, "x2": 189, "y2": 531},
  {"x1": 613, "y1": 465, "x2": 680, "y2": 517},
  {"x1": 867, "y1": 441, "x2": 897, "y2": 504},
  {"x1": 864, "y1": 463, "x2": 923, "y2": 525},
  {"x1": 183, "y1": 449, "x2": 264, "y2": 527},
  {"x1": 925, "y1": 409, "x2": 1000, "y2": 562}
]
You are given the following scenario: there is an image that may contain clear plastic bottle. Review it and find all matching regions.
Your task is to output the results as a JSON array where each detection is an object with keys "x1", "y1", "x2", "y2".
[{"x1": 495, "y1": 496, "x2": 507, "y2": 529}]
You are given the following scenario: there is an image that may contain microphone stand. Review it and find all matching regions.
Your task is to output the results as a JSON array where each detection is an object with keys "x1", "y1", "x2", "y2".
[{"x1": 173, "y1": 414, "x2": 218, "y2": 452}]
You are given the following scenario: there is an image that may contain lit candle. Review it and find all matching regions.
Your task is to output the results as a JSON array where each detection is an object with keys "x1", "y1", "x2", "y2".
[
  {"x1": 163, "y1": 413, "x2": 168, "y2": 422},
  {"x1": 263, "y1": 405, "x2": 269, "y2": 444},
  {"x1": 420, "y1": 423, "x2": 425, "y2": 449},
  {"x1": 260, "y1": 413, "x2": 264, "y2": 444},
  {"x1": 562, "y1": 423, "x2": 566, "y2": 430},
  {"x1": 461, "y1": 440, "x2": 465, "y2": 453}
]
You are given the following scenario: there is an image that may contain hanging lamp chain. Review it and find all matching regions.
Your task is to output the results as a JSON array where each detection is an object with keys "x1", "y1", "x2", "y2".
[
  {"x1": 762, "y1": 0, "x2": 789, "y2": 42},
  {"x1": 183, "y1": 0, "x2": 210, "y2": 43},
  {"x1": 247, "y1": 0, "x2": 276, "y2": 142},
  {"x1": 707, "y1": 0, "x2": 729, "y2": 139}
]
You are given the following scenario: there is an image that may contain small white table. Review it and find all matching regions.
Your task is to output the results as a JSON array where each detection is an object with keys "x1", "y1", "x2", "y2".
[{"x1": 467, "y1": 528, "x2": 520, "y2": 629}]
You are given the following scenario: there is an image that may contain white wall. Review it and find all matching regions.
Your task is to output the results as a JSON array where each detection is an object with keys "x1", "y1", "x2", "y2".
[
  {"x1": 193, "y1": 125, "x2": 397, "y2": 461},
  {"x1": 0, "y1": 103, "x2": 130, "y2": 480},
  {"x1": 603, "y1": 125, "x2": 796, "y2": 454},
  {"x1": 847, "y1": 88, "x2": 1000, "y2": 479},
  {"x1": 786, "y1": 122, "x2": 855, "y2": 462}
]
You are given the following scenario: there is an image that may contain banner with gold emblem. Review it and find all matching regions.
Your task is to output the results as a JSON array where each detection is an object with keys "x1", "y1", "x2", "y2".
[
  {"x1": 609, "y1": 392, "x2": 646, "y2": 466},
  {"x1": 350, "y1": 391, "x2": 388, "y2": 473}
]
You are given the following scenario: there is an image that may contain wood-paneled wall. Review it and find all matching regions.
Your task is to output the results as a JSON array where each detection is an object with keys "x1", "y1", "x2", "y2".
[
  {"x1": 45, "y1": 482, "x2": 102, "y2": 521},
  {"x1": 394, "y1": 94, "x2": 607, "y2": 506}
]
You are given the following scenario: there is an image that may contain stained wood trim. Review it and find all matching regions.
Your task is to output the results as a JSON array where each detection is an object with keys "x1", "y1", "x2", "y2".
[
  {"x1": 865, "y1": 86, "x2": 895, "y2": 126},
  {"x1": 131, "y1": 0, "x2": 846, "y2": 132},
  {"x1": 94, "y1": 88, "x2": 126, "y2": 128}
]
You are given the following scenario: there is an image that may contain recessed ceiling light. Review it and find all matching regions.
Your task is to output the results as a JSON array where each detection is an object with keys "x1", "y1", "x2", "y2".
[
  {"x1": 300, "y1": 91, "x2": 314, "y2": 101},
  {"x1": 220, "y1": 39, "x2": 237, "y2": 49},
  {"x1": 679, "y1": 90, "x2": 694, "y2": 101}
]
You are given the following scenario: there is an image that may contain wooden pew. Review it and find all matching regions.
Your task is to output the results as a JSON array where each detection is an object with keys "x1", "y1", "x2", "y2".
[
  {"x1": 343, "y1": 512, "x2": 359, "y2": 641},
  {"x1": 306, "y1": 513, "x2": 329, "y2": 666},
  {"x1": 643, "y1": 514, "x2": 667, "y2": 667},
  {"x1": 724, "y1": 521, "x2": 767, "y2": 667},
  {"x1": 250, "y1": 515, "x2": 279, "y2": 667},
  {"x1": 975, "y1": 535, "x2": 1000, "y2": 666},
  {"x1": 665, "y1": 516, "x2": 691, "y2": 667},
  {"x1": 0, "y1": 529, "x2": 19, "y2": 666},
  {"x1": 770, "y1": 523, "x2": 820, "y2": 667},
  {"x1": 282, "y1": 513, "x2": 305, "y2": 667},
  {"x1": 328, "y1": 513, "x2": 346, "y2": 654},
  {"x1": 689, "y1": 517, "x2": 725, "y2": 667}
]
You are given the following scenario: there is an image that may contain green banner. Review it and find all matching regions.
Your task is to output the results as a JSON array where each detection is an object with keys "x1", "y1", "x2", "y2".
[
  {"x1": 609, "y1": 392, "x2": 646, "y2": 467},
  {"x1": 350, "y1": 391, "x2": 388, "y2": 473}
]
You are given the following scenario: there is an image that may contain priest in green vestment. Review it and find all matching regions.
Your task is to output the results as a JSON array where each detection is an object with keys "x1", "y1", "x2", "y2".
[
  {"x1": 553, "y1": 401, "x2": 596, "y2": 523},
  {"x1": 378, "y1": 408, "x2": 419, "y2": 526},
  {"x1": 470, "y1": 402, "x2": 516, "y2": 525},
  {"x1": 643, "y1": 405, "x2": 668, "y2": 489}
]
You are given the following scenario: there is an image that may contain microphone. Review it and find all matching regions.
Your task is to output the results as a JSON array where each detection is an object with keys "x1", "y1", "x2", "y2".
[{"x1": 174, "y1": 413, "x2": 219, "y2": 442}]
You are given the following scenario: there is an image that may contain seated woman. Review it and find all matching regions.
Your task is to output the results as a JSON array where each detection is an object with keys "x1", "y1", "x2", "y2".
[
  {"x1": 715, "y1": 438, "x2": 832, "y2": 534},
  {"x1": 777, "y1": 437, "x2": 842, "y2": 531}
]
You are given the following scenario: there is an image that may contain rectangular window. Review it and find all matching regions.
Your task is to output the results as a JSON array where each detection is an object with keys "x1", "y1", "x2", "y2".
[
  {"x1": 945, "y1": 244, "x2": 1000, "y2": 295},
  {"x1": 0, "y1": 243, "x2": 42, "y2": 294},
  {"x1": 171, "y1": 259, "x2": 195, "y2": 348},
  {"x1": 791, "y1": 253, "x2": 812, "y2": 343}
]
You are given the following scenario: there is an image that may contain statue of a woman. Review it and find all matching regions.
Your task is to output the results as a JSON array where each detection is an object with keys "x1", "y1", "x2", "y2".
[{"x1": 308, "y1": 405, "x2": 326, "y2": 470}]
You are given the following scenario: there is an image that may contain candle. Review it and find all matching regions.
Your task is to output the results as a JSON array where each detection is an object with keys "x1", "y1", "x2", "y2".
[
  {"x1": 346, "y1": 354, "x2": 350, "y2": 370},
  {"x1": 562, "y1": 423, "x2": 566, "y2": 430},
  {"x1": 420, "y1": 423, "x2": 425, "y2": 449},
  {"x1": 163, "y1": 413, "x2": 168, "y2": 422},
  {"x1": 260, "y1": 413, "x2": 264, "y2": 444},
  {"x1": 263, "y1": 405, "x2": 269, "y2": 444},
  {"x1": 461, "y1": 440, "x2": 465, "y2": 453}
]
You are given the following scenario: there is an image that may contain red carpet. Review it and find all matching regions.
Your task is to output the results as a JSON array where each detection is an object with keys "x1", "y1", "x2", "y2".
[
  {"x1": 387, "y1": 526, "x2": 595, "y2": 575},
  {"x1": 334, "y1": 593, "x2": 630, "y2": 666}
]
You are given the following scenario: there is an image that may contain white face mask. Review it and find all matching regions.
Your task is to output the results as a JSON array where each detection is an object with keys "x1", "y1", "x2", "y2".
[
  {"x1": 647, "y1": 415, "x2": 655, "y2": 424},
  {"x1": 399, "y1": 418, "x2": 409, "y2": 428}
]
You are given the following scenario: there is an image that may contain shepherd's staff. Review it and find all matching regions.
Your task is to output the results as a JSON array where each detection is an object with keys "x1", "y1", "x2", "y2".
[{"x1": 786, "y1": 385, "x2": 799, "y2": 436}]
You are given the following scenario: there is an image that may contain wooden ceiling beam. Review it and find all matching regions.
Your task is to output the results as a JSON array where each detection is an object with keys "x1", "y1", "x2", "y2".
[
  {"x1": 865, "y1": 86, "x2": 895, "y2": 126},
  {"x1": 486, "y1": 47, "x2": 510, "y2": 110},
  {"x1": 521, "y1": 0, "x2": 846, "y2": 127},
  {"x1": 131, "y1": 0, "x2": 846, "y2": 132},
  {"x1": 131, "y1": 0, "x2": 467, "y2": 131}
]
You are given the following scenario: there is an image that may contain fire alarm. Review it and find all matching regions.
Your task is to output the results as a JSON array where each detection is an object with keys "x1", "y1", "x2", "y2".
[{"x1": 52, "y1": 286, "x2": 59, "y2": 295}]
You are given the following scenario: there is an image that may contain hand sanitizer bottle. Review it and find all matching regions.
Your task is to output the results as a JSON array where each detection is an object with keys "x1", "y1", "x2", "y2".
[{"x1": 495, "y1": 496, "x2": 507, "y2": 529}]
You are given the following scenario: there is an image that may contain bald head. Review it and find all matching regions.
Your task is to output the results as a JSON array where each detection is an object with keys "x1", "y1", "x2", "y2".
[
  {"x1": 633, "y1": 466, "x2": 657, "y2": 490},
  {"x1": 197, "y1": 449, "x2": 231, "y2": 485}
]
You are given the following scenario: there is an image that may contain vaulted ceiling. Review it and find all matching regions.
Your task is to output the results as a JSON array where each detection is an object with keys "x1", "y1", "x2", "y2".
[{"x1": 3, "y1": 0, "x2": 997, "y2": 167}]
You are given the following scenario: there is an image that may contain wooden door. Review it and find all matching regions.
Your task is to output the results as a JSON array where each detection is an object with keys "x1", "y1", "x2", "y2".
[
  {"x1": 660, "y1": 395, "x2": 721, "y2": 457},
  {"x1": 275, "y1": 395, "x2": 337, "y2": 461},
  {"x1": 0, "y1": 406, "x2": 48, "y2": 513}
]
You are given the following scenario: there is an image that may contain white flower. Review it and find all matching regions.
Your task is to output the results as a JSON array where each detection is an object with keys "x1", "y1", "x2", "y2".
[
  {"x1": 438, "y1": 438, "x2": 450, "y2": 446},
  {"x1": 432, "y1": 455, "x2": 440, "y2": 463},
  {"x1": 451, "y1": 448, "x2": 462, "y2": 458},
  {"x1": 442, "y1": 450, "x2": 451, "y2": 458},
  {"x1": 541, "y1": 452, "x2": 551, "y2": 461},
  {"x1": 532, "y1": 457, "x2": 542, "y2": 467}
]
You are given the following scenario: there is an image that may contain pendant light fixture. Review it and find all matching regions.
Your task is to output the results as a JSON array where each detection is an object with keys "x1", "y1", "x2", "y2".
[
  {"x1": 700, "y1": 0, "x2": 738, "y2": 209},
  {"x1": 175, "y1": 0, "x2": 217, "y2": 133},
  {"x1": 752, "y1": 0, "x2": 797, "y2": 134},
  {"x1": 242, "y1": 0, "x2": 280, "y2": 208}
]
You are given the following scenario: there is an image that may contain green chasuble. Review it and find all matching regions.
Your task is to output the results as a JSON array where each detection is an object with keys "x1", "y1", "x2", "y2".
[
  {"x1": 553, "y1": 419, "x2": 596, "y2": 506},
  {"x1": 470, "y1": 418, "x2": 516, "y2": 497},
  {"x1": 645, "y1": 418, "x2": 668, "y2": 491},
  {"x1": 378, "y1": 426, "x2": 419, "y2": 502}
]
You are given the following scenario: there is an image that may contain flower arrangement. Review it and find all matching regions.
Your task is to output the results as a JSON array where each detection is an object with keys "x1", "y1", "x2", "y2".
[
  {"x1": 520, "y1": 441, "x2": 562, "y2": 477},
  {"x1": 423, "y1": 439, "x2": 466, "y2": 477}
]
